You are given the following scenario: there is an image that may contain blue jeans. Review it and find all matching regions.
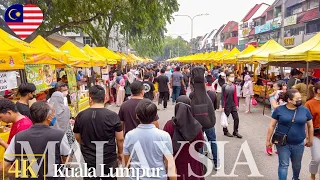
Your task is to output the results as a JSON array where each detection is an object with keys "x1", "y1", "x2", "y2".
[
  {"x1": 172, "y1": 86, "x2": 181, "y2": 103},
  {"x1": 201, "y1": 128, "x2": 218, "y2": 167},
  {"x1": 276, "y1": 142, "x2": 305, "y2": 180}
]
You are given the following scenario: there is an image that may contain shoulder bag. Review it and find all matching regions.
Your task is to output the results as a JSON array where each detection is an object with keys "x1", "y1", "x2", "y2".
[{"x1": 272, "y1": 109, "x2": 297, "y2": 146}]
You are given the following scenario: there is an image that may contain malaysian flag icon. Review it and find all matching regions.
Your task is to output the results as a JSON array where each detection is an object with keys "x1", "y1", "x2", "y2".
[{"x1": 4, "y1": 4, "x2": 43, "y2": 39}]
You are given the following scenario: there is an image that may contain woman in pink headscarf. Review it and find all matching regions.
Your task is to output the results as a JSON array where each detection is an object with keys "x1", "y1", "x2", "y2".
[
  {"x1": 242, "y1": 75, "x2": 254, "y2": 113},
  {"x1": 116, "y1": 78, "x2": 126, "y2": 107}
]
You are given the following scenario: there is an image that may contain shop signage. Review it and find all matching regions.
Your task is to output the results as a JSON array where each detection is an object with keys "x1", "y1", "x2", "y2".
[
  {"x1": 242, "y1": 28, "x2": 249, "y2": 37},
  {"x1": 25, "y1": 64, "x2": 57, "y2": 93},
  {"x1": 284, "y1": 37, "x2": 295, "y2": 46},
  {"x1": 65, "y1": 68, "x2": 77, "y2": 93},
  {"x1": 0, "y1": 71, "x2": 17, "y2": 91},
  {"x1": 272, "y1": 17, "x2": 281, "y2": 29},
  {"x1": 255, "y1": 23, "x2": 271, "y2": 34},
  {"x1": 284, "y1": 15, "x2": 297, "y2": 26}
]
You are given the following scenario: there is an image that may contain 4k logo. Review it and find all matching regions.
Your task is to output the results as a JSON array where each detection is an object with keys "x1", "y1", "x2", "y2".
[{"x1": 3, "y1": 154, "x2": 46, "y2": 179}]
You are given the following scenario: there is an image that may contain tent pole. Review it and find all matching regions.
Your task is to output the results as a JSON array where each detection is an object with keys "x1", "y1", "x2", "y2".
[
  {"x1": 262, "y1": 65, "x2": 269, "y2": 116},
  {"x1": 306, "y1": 62, "x2": 309, "y2": 100}
]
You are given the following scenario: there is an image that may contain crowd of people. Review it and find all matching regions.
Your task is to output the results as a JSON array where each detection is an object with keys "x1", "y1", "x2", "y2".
[{"x1": 0, "y1": 63, "x2": 318, "y2": 180}]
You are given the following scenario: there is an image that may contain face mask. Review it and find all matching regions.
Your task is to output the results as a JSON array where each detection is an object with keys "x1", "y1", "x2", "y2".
[
  {"x1": 229, "y1": 77, "x2": 235, "y2": 82},
  {"x1": 62, "y1": 91, "x2": 68, "y2": 97},
  {"x1": 50, "y1": 117, "x2": 57, "y2": 126},
  {"x1": 294, "y1": 100, "x2": 302, "y2": 107}
]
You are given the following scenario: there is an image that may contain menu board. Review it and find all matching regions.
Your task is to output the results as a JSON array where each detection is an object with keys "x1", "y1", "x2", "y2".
[
  {"x1": 0, "y1": 71, "x2": 17, "y2": 91},
  {"x1": 25, "y1": 64, "x2": 57, "y2": 93}
]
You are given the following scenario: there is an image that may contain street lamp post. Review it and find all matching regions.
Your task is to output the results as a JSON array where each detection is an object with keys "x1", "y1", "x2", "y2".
[{"x1": 175, "y1": 13, "x2": 209, "y2": 53}]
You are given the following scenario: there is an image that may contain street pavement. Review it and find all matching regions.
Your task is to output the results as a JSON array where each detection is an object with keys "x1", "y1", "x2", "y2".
[{"x1": 68, "y1": 97, "x2": 312, "y2": 180}]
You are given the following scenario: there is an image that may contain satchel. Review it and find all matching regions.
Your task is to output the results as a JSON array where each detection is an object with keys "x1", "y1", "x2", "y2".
[{"x1": 272, "y1": 109, "x2": 297, "y2": 146}]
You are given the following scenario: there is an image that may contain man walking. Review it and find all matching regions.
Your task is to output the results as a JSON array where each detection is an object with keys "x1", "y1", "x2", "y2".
[
  {"x1": 118, "y1": 81, "x2": 159, "y2": 136},
  {"x1": 182, "y1": 66, "x2": 190, "y2": 90},
  {"x1": 73, "y1": 85, "x2": 124, "y2": 179},
  {"x1": 221, "y1": 72, "x2": 242, "y2": 138},
  {"x1": 157, "y1": 69, "x2": 170, "y2": 110},
  {"x1": 3, "y1": 101, "x2": 70, "y2": 179},
  {"x1": 170, "y1": 66, "x2": 185, "y2": 104}
]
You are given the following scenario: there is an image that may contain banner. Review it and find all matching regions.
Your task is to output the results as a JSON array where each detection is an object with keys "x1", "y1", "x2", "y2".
[
  {"x1": 0, "y1": 71, "x2": 17, "y2": 91},
  {"x1": 65, "y1": 67, "x2": 77, "y2": 93},
  {"x1": 255, "y1": 23, "x2": 271, "y2": 34},
  {"x1": 25, "y1": 64, "x2": 57, "y2": 93},
  {"x1": 284, "y1": 15, "x2": 297, "y2": 26}
]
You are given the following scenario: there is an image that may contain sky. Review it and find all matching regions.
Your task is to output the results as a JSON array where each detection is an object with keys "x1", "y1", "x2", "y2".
[{"x1": 166, "y1": 0, "x2": 276, "y2": 41}]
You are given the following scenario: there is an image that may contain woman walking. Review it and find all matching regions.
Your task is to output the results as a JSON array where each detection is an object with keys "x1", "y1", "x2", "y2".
[
  {"x1": 163, "y1": 95, "x2": 204, "y2": 180},
  {"x1": 266, "y1": 89, "x2": 314, "y2": 180},
  {"x1": 116, "y1": 78, "x2": 125, "y2": 107},
  {"x1": 124, "y1": 72, "x2": 135, "y2": 101},
  {"x1": 212, "y1": 72, "x2": 225, "y2": 110},
  {"x1": 242, "y1": 75, "x2": 254, "y2": 113},
  {"x1": 305, "y1": 82, "x2": 320, "y2": 180}
]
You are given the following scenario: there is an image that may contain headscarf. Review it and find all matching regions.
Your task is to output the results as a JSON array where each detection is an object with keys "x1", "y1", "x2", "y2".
[
  {"x1": 48, "y1": 91, "x2": 70, "y2": 132},
  {"x1": 171, "y1": 95, "x2": 202, "y2": 152},
  {"x1": 218, "y1": 72, "x2": 226, "y2": 87},
  {"x1": 127, "y1": 72, "x2": 135, "y2": 83},
  {"x1": 244, "y1": 75, "x2": 252, "y2": 88}
]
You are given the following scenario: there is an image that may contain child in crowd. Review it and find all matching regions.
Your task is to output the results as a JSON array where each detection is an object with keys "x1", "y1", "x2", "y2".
[{"x1": 235, "y1": 79, "x2": 242, "y2": 107}]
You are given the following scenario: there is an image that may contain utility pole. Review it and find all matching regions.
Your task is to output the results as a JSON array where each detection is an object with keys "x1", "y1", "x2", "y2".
[{"x1": 279, "y1": 0, "x2": 285, "y2": 78}]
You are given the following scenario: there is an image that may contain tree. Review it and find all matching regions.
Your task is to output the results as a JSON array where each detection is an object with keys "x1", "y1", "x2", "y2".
[
  {"x1": 163, "y1": 36, "x2": 190, "y2": 59},
  {"x1": 0, "y1": 0, "x2": 179, "y2": 54}
]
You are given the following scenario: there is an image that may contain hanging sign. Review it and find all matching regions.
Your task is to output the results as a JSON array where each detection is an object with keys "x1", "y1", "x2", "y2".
[
  {"x1": 25, "y1": 64, "x2": 57, "y2": 92},
  {"x1": 0, "y1": 71, "x2": 17, "y2": 91},
  {"x1": 65, "y1": 68, "x2": 77, "y2": 93},
  {"x1": 284, "y1": 37, "x2": 295, "y2": 46}
]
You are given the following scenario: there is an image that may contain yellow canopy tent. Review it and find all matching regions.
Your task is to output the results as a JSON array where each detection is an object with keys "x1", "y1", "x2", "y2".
[
  {"x1": 83, "y1": 45, "x2": 106, "y2": 67},
  {"x1": 219, "y1": 47, "x2": 240, "y2": 64},
  {"x1": 238, "y1": 39, "x2": 286, "y2": 63},
  {"x1": 30, "y1": 35, "x2": 68, "y2": 65},
  {"x1": 211, "y1": 49, "x2": 229, "y2": 62},
  {"x1": 0, "y1": 29, "x2": 59, "y2": 65},
  {"x1": 0, "y1": 36, "x2": 25, "y2": 70},
  {"x1": 92, "y1": 47, "x2": 119, "y2": 65},
  {"x1": 269, "y1": 32, "x2": 320, "y2": 62},
  {"x1": 60, "y1": 41, "x2": 91, "y2": 67}
]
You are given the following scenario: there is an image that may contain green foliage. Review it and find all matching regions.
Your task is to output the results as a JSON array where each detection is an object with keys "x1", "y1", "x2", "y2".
[
  {"x1": 0, "y1": 0, "x2": 179, "y2": 52},
  {"x1": 161, "y1": 36, "x2": 190, "y2": 60}
]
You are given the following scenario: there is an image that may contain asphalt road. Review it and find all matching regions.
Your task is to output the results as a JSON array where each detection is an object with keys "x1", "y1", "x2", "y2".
[{"x1": 67, "y1": 97, "x2": 312, "y2": 180}]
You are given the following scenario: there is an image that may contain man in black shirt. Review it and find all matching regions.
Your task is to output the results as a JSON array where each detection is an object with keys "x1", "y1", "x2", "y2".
[
  {"x1": 221, "y1": 72, "x2": 242, "y2": 138},
  {"x1": 182, "y1": 66, "x2": 190, "y2": 90},
  {"x1": 16, "y1": 83, "x2": 36, "y2": 119},
  {"x1": 118, "y1": 81, "x2": 159, "y2": 136},
  {"x1": 157, "y1": 69, "x2": 170, "y2": 109},
  {"x1": 73, "y1": 85, "x2": 124, "y2": 179},
  {"x1": 142, "y1": 74, "x2": 156, "y2": 101}
]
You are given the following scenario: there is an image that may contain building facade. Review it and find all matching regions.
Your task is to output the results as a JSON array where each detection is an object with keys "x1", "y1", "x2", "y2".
[
  {"x1": 220, "y1": 21, "x2": 238, "y2": 50},
  {"x1": 238, "y1": 3, "x2": 270, "y2": 51}
]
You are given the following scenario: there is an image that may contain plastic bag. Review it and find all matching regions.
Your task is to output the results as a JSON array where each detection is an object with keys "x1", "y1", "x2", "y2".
[
  {"x1": 220, "y1": 112, "x2": 228, "y2": 128},
  {"x1": 251, "y1": 98, "x2": 258, "y2": 106}
]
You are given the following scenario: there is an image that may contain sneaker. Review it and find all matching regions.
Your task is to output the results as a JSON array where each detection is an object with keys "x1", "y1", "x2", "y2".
[
  {"x1": 163, "y1": 107, "x2": 167, "y2": 110},
  {"x1": 233, "y1": 133, "x2": 243, "y2": 139},
  {"x1": 224, "y1": 132, "x2": 233, "y2": 137}
]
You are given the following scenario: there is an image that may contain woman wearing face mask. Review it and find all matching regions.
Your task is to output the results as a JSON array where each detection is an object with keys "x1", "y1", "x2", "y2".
[
  {"x1": 242, "y1": 75, "x2": 254, "y2": 113},
  {"x1": 221, "y1": 72, "x2": 242, "y2": 138},
  {"x1": 305, "y1": 82, "x2": 320, "y2": 180},
  {"x1": 266, "y1": 89, "x2": 314, "y2": 180},
  {"x1": 212, "y1": 72, "x2": 226, "y2": 110},
  {"x1": 163, "y1": 95, "x2": 204, "y2": 180},
  {"x1": 48, "y1": 86, "x2": 75, "y2": 149}
]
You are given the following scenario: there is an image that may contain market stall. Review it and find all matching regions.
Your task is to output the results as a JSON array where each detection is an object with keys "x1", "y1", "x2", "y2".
[{"x1": 238, "y1": 39, "x2": 287, "y2": 98}]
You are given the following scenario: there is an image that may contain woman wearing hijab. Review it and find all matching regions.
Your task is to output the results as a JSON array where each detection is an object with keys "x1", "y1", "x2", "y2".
[
  {"x1": 48, "y1": 91, "x2": 75, "y2": 147},
  {"x1": 163, "y1": 95, "x2": 204, "y2": 180},
  {"x1": 124, "y1": 72, "x2": 135, "y2": 101},
  {"x1": 212, "y1": 72, "x2": 226, "y2": 110},
  {"x1": 242, "y1": 75, "x2": 254, "y2": 113}
]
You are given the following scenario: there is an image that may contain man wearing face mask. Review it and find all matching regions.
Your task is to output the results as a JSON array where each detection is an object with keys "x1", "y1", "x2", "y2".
[
  {"x1": 3, "y1": 101, "x2": 71, "y2": 179},
  {"x1": 221, "y1": 72, "x2": 242, "y2": 138},
  {"x1": 0, "y1": 99, "x2": 33, "y2": 150},
  {"x1": 16, "y1": 82, "x2": 37, "y2": 119}
]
